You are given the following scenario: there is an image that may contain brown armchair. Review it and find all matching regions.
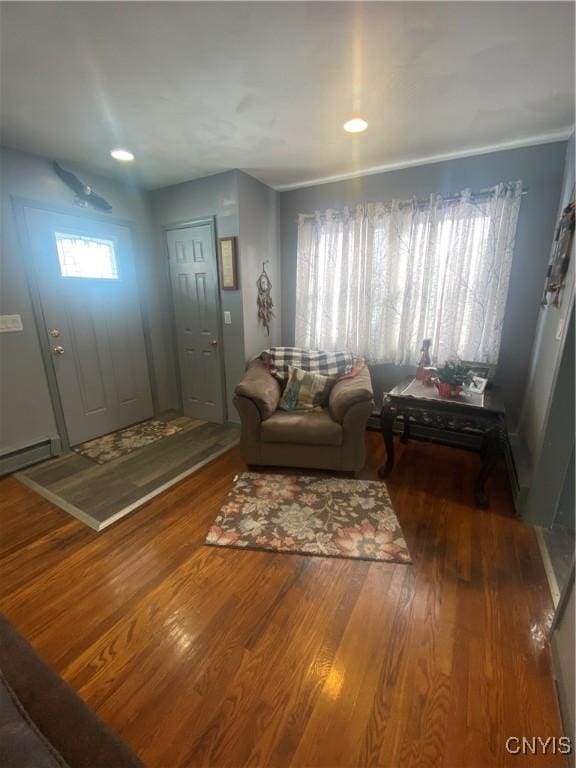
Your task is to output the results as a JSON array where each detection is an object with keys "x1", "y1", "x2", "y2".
[{"x1": 233, "y1": 359, "x2": 374, "y2": 472}]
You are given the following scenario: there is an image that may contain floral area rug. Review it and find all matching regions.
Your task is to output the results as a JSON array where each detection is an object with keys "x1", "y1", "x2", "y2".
[
  {"x1": 73, "y1": 419, "x2": 182, "y2": 464},
  {"x1": 206, "y1": 472, "x2": 411, "y2": 563}
]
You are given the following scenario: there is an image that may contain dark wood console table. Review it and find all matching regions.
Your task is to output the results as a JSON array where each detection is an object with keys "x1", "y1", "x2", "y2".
[{"x1": 378, "y1": 378, "x2": 507, "y2": 508}]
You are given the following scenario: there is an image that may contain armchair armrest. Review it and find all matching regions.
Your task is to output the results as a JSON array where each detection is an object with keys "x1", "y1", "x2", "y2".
[
  {"x1": 329, "y1": 366, "x2": 374, "y2": 424},
  {"x1": 235, "y1": 359, "x2": 281, "y2": 420}
]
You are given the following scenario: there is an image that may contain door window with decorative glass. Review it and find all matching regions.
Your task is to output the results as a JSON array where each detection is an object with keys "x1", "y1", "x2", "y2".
[{"x1": 55, "y1": 233, "x2": 119, "y2": 280}]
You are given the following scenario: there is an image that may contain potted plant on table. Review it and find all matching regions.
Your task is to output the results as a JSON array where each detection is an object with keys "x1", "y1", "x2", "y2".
[{"x1": 433, "y1": 361, "x2": 472, "y2": 397}]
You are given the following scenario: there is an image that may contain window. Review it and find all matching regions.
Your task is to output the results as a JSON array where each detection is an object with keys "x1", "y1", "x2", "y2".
[
  {"x1": 295, "y1": 183, "x2": 523, "y2": 366},
  {"x1": 55, "y1": 233, "x2": 119, "y2": 279}
]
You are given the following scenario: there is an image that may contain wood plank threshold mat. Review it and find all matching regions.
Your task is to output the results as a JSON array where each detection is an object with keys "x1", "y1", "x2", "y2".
[{"x1": 16, "y1": 417, "x2": 239, "y2": 531}]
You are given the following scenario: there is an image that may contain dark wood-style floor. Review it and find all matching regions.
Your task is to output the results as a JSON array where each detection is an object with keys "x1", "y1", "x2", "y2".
[
  {"x1": 17, "y1": 415, "x2": 239, "y2": 529},
  {"x1": 0, "y1": 434, "x2": 565, "y2": 767}
]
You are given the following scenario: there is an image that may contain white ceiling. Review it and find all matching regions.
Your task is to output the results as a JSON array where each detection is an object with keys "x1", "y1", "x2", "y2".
[{"x1": 1, "y1": 2, "x2": 574, "y2": 191}]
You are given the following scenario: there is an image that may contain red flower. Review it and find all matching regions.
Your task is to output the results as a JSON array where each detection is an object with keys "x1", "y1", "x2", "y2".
[
  {"x1": 335, "y1": 521, "x2": 410, "y2": 561},
  {"x1": 206, "y1": 525, "x2": 241, "y2": 546},
  {"x1": 252, "y1": 477, "x2": 300, "y2": 501}
]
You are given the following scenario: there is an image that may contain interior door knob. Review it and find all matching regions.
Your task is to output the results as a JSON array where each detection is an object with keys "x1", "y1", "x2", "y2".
[
  {"x1": 209, "y1": 339, "x2": 218, "y2": 347},
  {"x1": 53, "y1": 345, "x2": 65, "y2": 355}
]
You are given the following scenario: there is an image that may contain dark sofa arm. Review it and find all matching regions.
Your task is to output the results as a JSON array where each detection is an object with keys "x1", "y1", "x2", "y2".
[
  {"x1": 235, "y1": 359, "x2": 281, "y2": 420},
  {"x1": 0, "y1": 615, "x2": 145, "y2": 768},
  {"x1": 329, "y1": 366, "x2": 374, "y2": 424}
]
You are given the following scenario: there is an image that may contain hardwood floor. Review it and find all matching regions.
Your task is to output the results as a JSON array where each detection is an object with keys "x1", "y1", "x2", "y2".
[{"x1": 0, "y1": 434, "x2": 565, "y2": 767}]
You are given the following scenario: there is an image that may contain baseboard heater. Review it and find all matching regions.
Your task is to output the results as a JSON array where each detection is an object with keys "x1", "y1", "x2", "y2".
[{"x1": 0, "y1": 437, "x2": 61, "y2": 476}]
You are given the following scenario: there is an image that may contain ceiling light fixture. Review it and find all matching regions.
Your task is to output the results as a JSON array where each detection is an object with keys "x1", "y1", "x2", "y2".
[
  {"x1": 343, "y1": 117, "x2": 368, "y2": 134},
  {"x1": 110, "y1": 148, "x2": 135, "y2": 162}
]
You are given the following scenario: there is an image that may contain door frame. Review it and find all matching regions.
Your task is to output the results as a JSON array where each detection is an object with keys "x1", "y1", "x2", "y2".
[
  {"x1": 12, "y1": 196, "x2": 158, "y2": 451},
  {"x1": 162, "y1": 216, "x2": 227, "y2": 423}
]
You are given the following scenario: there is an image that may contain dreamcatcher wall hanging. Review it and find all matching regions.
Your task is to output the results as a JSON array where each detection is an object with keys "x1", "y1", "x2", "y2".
[{"x1": 256, "y1": 261, "x2": 275, "y2": 335}]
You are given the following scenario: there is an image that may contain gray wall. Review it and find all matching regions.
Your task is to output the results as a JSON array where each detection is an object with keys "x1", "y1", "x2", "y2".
[
  {"x1": 518, "y1": 135, "x2": 575, "y2": 526},
  {"x1": 523, "y1": 303, "x2": 574, "y2": 526},
  {"x1": 237, "y1": 171, "x2": 281, "y2": 357},
  {"x1": 0, "y1": 145, "x2": 174, "y2": 456},
  {"x1": 279, "y1": 142, "x2": 568, "y2": 424},
  {"x1": 519, "y1": 136, "x2": 575, "y2": 467},
  {"x1": 148, "y1": 171, "x2": 245, "y2": 423}
]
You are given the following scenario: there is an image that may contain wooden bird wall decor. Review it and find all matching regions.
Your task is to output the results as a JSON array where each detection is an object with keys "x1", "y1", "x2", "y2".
[{"x1": 52, "y1": 162, "x2": 112, "y2": 212}]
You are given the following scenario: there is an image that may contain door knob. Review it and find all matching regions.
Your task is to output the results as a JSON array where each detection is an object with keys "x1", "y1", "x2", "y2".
[
  {"x1": 209, "y1": 339, "x2": 218, "y2": 347},
  {"x1": 53, "y1": 345, "x2": 65, "y2": 355}
]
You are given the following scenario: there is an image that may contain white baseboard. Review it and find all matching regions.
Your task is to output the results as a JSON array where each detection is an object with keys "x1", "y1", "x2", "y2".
[{"x1": 535, "y1": 526, "x2": 561, "y2": 607}]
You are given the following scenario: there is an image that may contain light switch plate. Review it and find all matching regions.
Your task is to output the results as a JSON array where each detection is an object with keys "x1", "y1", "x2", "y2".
[
  {"x1": 556, "y1": 316, "x2": 565, "y2": 340},
  {"x1": 0, "y1": 314, "x2": 23, "y2": 333},
  {"x1": 224, "y1": 311, "x2": 232, "y2": 325}
]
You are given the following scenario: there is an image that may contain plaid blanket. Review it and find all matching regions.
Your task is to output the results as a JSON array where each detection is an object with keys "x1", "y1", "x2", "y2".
[{"x1": 262, "y1": 347, "x2": 355, "y2": 381}]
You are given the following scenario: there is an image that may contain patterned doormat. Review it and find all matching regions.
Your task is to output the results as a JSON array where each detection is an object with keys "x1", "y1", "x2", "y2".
[
  {"x1": 73, "y1": 419, "x2": 182, "y2": 464},
  {"x1": 206, "y1": 472, "x2": 411, "y2": 563}
]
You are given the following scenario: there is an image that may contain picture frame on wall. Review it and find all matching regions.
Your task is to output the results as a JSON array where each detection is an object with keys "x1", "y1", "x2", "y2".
[{"x1": 218, "y1": 236, "x2": 239, "y2": 290}]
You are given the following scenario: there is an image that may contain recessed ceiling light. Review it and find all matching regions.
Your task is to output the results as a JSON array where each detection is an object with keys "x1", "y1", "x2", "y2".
[
  {"x1": 343, "y1": 117, "x2": 368, "y2": 134},
  {"x1": 110, "y1": 148, "x2": 135, "y2": 162}
]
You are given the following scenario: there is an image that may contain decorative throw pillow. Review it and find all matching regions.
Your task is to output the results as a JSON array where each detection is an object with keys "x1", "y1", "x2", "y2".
[{"x1": 278, "y1": 366, "x2": 333, "y2": 411}]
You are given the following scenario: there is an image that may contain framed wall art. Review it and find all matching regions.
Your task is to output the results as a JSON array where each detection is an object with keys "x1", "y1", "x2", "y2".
[{"x1": 218, "y1": 236, "x2": 239, "y2": 290}]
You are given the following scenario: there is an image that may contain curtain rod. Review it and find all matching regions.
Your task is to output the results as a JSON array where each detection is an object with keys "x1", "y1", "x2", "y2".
[{"x1": 296, "y1": 186, "x2": 529, "y2": 221}]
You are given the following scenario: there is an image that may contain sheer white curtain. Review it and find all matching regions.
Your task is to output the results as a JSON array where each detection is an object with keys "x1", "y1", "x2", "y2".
[{"x1": 295, "y1": 182, "x2": 523, "y2": 365}]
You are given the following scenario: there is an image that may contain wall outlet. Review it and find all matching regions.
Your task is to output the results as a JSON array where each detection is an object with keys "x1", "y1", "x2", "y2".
[
  {"x1": 0, "y1": 314, "x2": 23, "y2": 333},
  {"x1": 224, "y1": 311, "x2": 232, "y2": 325}
]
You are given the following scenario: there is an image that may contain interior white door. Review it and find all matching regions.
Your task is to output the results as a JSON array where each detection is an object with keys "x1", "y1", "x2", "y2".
[
  {"x1": 166, "y1": 223, "x2": 225, "y2": 423},
  {"x1": 24, "y1": 207, "x2": 154, "y2": 445}
]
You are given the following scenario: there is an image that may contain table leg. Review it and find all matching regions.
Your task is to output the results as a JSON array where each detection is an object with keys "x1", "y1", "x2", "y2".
[
  {"x1": 378, "y1": 401, "x2": 395, "y2": 478},
  {"x1": 474, "y1": 427, "x2": 502, "y2": 509},
  {"x1": 400, "y1": 416, "x2": 411, "y2": 444}
]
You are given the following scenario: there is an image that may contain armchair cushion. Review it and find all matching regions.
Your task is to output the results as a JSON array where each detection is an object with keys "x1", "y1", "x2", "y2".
[
  {"x1": 329, "y1": 366, "x2": 374, "y2": 424},
  {"x1": 262, "y1": 410, "x2": 343, "y2": 446},
  {"x1": 235, "y1": 360, "x2": 281, "y2": 420}
]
